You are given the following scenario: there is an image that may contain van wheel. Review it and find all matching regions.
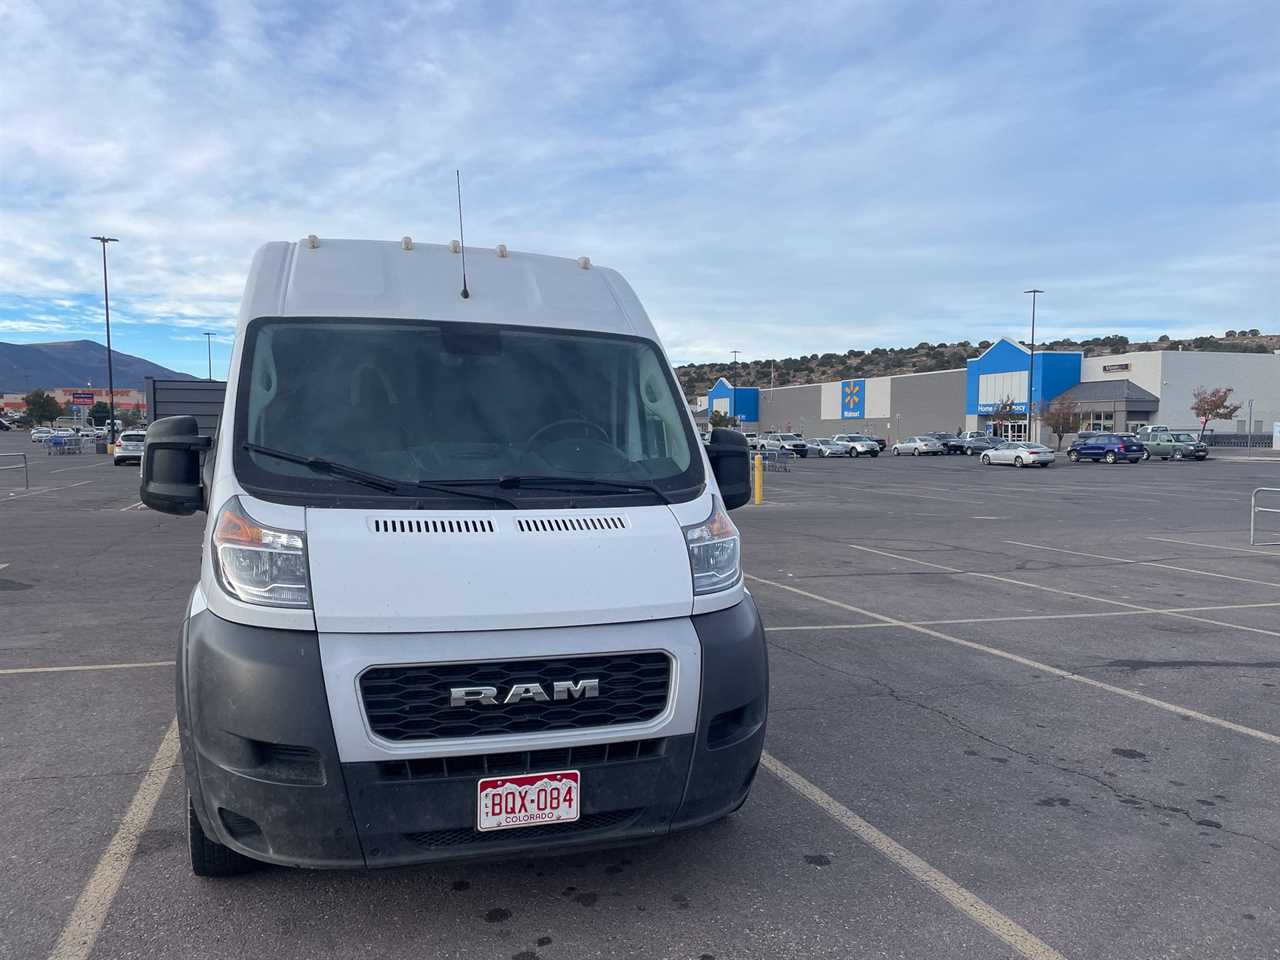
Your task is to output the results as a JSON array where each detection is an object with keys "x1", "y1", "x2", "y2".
[
  {"x1": 1067, "y1": 450, "x2": 1079, "y2": 462},
  {"x1": 188, "y1": 795, "x2": 257, "y2": 878},
  {"x1": 1172, "y1": 448, "x2": 1184, "y2": 460},
  {"x1": 1104, "y1": 451, "x2": 1117, "y2": 464},
  {"x1": 1141, "y1": 449, "x2": 1151, "y2": 461}
]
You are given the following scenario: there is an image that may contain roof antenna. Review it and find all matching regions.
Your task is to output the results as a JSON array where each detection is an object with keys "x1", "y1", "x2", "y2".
[{"x1": 456, "y1": 169, "x2": 470, "y2": 299}]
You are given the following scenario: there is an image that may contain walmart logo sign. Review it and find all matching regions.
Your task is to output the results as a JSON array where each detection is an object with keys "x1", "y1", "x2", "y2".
[{"x1": 841, "y1": 379, "x2": 864, "y2": 419}]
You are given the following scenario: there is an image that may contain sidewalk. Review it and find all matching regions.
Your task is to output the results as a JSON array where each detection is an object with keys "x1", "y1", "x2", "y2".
[{"x1": 1213, "y1": 449, "x2": 1280, "y2": 462}]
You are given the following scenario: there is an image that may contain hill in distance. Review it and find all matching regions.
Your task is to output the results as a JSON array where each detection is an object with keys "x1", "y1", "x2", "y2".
[
  {"x1": 0, "y1": 340, "x2": 196, "y2": 394},
  {"x1": 676, "y1": 330, "x2": 1279, "y2": 399}
]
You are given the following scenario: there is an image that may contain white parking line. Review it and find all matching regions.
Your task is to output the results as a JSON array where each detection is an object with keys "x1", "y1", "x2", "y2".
[
  {"x1": 845, "y1": 542, "x2": 1280, "y2": 641},
  {"x1": 0, "y1": 661, "x2": 174, "y2": 676},
  {"x1": 51, "y1": 461, "x2": 110, "y2": 474},
  {"x1": 746, "y1": 572, "x2": 1280, "y2": 746},
  {"x1": 0, "y1": 562, "x2": 8, "y2": 573},
  {"x1": 1003, "y1": 539, "x2": 1280, "y2": 588},
  {"x1": 764, "y1": 599, "x2": 1280, "y2": 632},
  {"x1": 762, "y1": 752, "x2": 1068, "y2": 960},
  {"x1": 119, "y1": 501, "x2": 144, "y2": 511},
  {"x1": 0, "y1": 479, "x2": 94, "y2": 502},
  {"x1": 1147, "y1": 535, "x2": 1280, "y2": 557},
  {"x1": 48, "y1": 719, "x2": 180, "y2": 960}
]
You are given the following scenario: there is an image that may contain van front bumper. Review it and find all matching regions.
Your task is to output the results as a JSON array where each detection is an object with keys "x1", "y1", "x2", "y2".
[{"x1": 178, "y1": 598, "x2": 767, "y2": 869}]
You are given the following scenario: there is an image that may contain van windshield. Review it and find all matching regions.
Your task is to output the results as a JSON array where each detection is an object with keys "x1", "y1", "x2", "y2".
[{"x1": 232, "y1": 318, "x2": 703, "y2": 505}]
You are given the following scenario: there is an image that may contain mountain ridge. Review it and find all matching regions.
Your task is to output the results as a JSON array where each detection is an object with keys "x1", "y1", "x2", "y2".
[{"x1": 0, "y1": 339, "x2": 196, "y2": 394}]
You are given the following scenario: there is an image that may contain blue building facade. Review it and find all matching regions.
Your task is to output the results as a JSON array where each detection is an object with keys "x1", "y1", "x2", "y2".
[
  {"x1": 706, "y1": 377, "x2": 760, "y2": 423},
  {"x1": 965, "y1": 338, "x2": 1082, "y2": 416}
]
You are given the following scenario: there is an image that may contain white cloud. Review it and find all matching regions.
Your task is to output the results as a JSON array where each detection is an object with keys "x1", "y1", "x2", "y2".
[{"x1": 0, "y1": 0, "x2": 1275, "y2": 369}]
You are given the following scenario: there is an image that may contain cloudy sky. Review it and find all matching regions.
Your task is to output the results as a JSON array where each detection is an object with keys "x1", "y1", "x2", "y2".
[{"x1": 1, "y1": 0, "x2": 1276, "y2": 377}]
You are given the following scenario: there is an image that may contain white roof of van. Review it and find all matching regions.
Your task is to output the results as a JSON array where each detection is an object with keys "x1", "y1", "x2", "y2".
[{"x1": 237, "y1": 238, "x2": 659, "y2": 341}]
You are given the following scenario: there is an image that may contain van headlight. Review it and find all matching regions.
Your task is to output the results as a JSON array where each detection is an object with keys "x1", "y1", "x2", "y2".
[
  {"x1": 683, "y1": 497, "x2": 741, "y2": 595},
  {"x1": 211, "y1": 497, "x2": 311, "y2": 608}
]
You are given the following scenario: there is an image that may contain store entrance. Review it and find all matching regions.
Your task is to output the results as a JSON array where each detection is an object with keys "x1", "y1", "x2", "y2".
[{"x1": 994, "y1": 421, "x2": 1028, "y2": 442}]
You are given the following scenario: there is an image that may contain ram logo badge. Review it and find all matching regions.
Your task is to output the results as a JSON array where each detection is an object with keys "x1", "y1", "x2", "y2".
[{"x1": 450, "y1": 679, "x2": 600, "y2": 707}]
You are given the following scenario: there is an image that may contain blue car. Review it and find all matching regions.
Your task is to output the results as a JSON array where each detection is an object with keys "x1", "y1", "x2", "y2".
[{"x1": 1067, "y1": 433, "x2": 1145, "y2": 464}]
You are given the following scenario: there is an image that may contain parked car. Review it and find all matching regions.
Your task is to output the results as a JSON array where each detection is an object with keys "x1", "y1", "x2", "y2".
[
  {"x1": 924, "y1": 432, "x2": 966, "y2": 454},
  {"x1": 891, "y1": 436, "x2": 945, "y2": 456},
  {"x1": 113, "y1": 430, "x2": 147, "y2": 466},
  {"x1": 959, "y1": 430, "x2": 991, "y2": 443},
  {"x1": 831, "y1": 434, "x2": 881, "y2": 457},
  {"x1": 1139, "y1": 430, "x2": 1208, "y2": 461},
  {"x1": 139, "y1": 237, "x2": 765, "y2": 877},
  {"x1": 744, "y1": 432, "x2": 761, "y2": 451},
  {"x1": 0, "y1": 419, "x2": 10, "y2": 431},
  {"x1": 811, "y1": 438, "x2": 852, "y2": 457},
  {"x1": 763, "y1": 432, "x2": 809, "y2": 457},
  {"x1": 30, "y1": 427, "x2": 53, "y2": 443},
  {"x1": 1067, "y1": 433, "x2": 1144, "y2": 464},
  {"x1": 980, "y1": 441, "x2": 1056, "y2": 468},
  {"x1": 962, "y1": 435, "x2": 999, "y2": 456}
]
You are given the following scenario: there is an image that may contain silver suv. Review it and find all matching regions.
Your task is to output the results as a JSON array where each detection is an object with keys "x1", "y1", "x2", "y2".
[{"x1": 113, "y1": 430, "x2": 147, "y2": 466}]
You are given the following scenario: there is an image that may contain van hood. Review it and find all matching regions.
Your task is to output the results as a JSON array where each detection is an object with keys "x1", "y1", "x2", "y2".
[{"x1": 304, "y1": 504, "x2": 696, "y2": 633}]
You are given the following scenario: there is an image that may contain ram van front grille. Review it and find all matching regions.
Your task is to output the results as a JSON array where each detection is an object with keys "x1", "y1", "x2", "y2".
[{"x1": 359, "y1": 652, "x2": 671, "y2": 742}]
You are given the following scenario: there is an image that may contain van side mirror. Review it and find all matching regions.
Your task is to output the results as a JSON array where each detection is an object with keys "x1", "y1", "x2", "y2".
[
  {"x1": 140, "y1": 416, "x2": 212, "y2": 516},
  {"x1": 707, "y1": 428, "x2": 750, "y2": 510}
]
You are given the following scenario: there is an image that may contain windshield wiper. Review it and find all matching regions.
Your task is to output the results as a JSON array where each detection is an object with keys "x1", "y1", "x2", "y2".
[
  {"x1": 241, "y1": 443, "x2": 517, "y2": 507},
  {"x1": 440, "y1": 475, "x2": 672, "y2": 504}
]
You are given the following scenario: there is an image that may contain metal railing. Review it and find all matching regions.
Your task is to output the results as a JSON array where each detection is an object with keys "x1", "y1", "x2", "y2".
[
  {"x1": 0, "y1": 452, "x2": 29, "y2": 489},
  {"x1": 1250, "y1": 488, "x2": 1280, "y2": 546}
]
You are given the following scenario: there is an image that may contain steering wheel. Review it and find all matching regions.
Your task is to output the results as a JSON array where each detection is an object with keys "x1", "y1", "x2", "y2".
[{"x1": 526, "y1": 418, "x2": 611, "y2": 449}]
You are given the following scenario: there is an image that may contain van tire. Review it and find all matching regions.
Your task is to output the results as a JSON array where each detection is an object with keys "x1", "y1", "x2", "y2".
[
  {"x1": 1067, "y1": 450, "x2": 1079, "y2": 462},
  {"x1": 1104, "y1": 451, "x2": 1117, "y2": 464},
  {"x1": 188, "y1": 795, "x2": 257, "y2": 878}
]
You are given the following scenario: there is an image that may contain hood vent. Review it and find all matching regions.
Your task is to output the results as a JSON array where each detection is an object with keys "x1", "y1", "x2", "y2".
[
  {"x1": 370, "y1": 517, "x2": 496, "y2": 535},
  {"x1": 516, "y1": 515, "x2": 628, "y2": 534}
]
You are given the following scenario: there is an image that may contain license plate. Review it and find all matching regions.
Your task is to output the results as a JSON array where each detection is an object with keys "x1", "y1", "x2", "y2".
[{"x1": 476, "y1": 769, "x2": 580, "y2": 832}]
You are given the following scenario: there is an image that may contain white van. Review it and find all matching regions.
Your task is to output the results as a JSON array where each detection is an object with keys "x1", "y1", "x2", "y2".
[{"x1": 140, "y1": 238, "x2": 766, "y2": 875}]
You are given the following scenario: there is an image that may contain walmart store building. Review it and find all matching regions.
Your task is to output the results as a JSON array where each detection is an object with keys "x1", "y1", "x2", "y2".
[{"x1": 705, "y1": 338, "x2": 1280, "y2": 444}]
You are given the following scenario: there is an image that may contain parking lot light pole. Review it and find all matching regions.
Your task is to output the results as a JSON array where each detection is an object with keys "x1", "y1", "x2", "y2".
[
  {"x1": 204, "y1": 332, "x2": 215, "y2": 380},
  {"x1": 1024, "y1": 289, "x2": 1043, "y2": 442},
  {"x1": 91, "y1": 236, "x2": 119, "y2": 445}
]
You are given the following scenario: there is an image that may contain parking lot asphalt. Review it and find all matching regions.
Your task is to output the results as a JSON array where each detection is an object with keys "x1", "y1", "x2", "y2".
[{"x1": 3, "y1": 432, "x2": 1279, "y2": 960}]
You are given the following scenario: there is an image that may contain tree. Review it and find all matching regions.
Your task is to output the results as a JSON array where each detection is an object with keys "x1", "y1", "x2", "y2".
[
  {"x1": 89, "y1": 401, "x2": 111, "y2": 425},
  {"x1": 1248, "y1": 328, "x2": 1260, "y2": 337},
  {"x1": 1190, "y1": 385, "x2": 1242, "y2": 440},
  {"x1": 1225, "y1": 330, "x2": 1237, "y2": 338},
  {"x1": 23, "y1": 389, "x2": 62, "y2": 426},
  {"x1": 1157, "y1": 334, "x2": 1170, "y2": 343},
  {"x1": 119, "y1": 409, "x2": 143, "y2": 428},
  {"x1": 1043, "y1": 397, "x2": 1077, "y2": 450},
  {"x1": 708, "y1": 410, "x2": 738, "y2": 429}
]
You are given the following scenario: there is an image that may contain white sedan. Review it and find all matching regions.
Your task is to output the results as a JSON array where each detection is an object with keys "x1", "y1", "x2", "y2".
[
  {"x1": 980, "y1": 442, "x2": 1056, "y2": 468},
  {"x1": 891, "y1": 436, "x2": 945, "y2": 456}
]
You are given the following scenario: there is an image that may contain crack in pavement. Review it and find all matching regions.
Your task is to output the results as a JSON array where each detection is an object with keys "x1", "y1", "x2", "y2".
[
  {"x1": 3, "y1": 763, "x2": 182, "y2": 786},
  {"x1": 767, "y1": 635, "x2": 1280, "y2": 855}
]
